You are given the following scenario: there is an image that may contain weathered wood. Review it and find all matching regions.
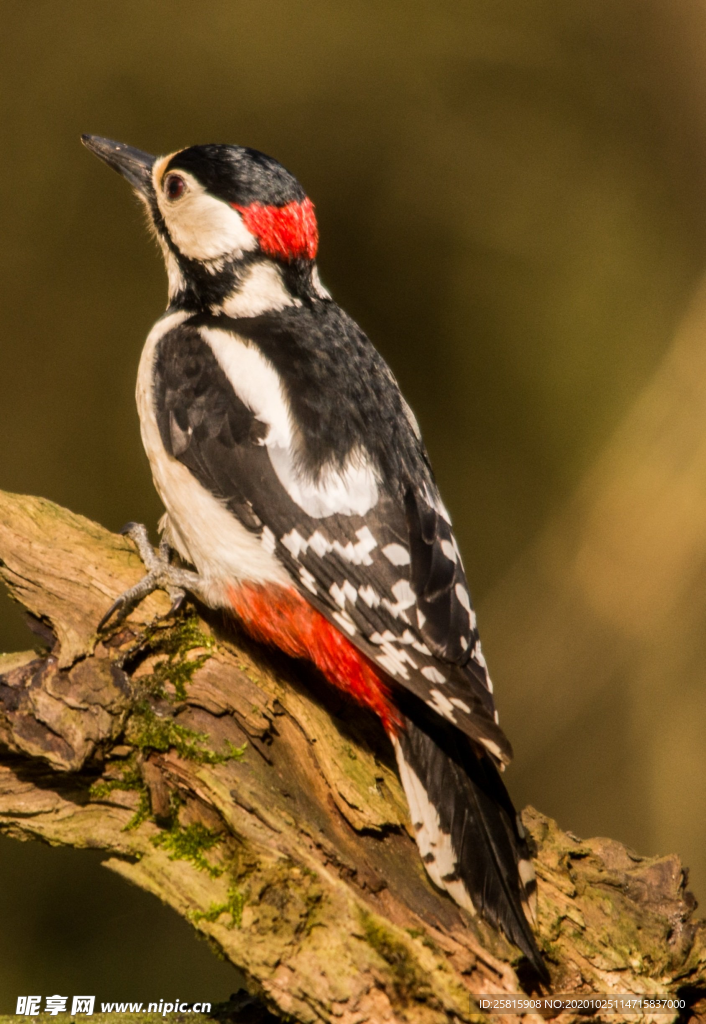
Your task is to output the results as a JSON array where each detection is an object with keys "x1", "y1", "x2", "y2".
[{"x1": 0, "y1": 490, "x2": 704, "y2": 1023}]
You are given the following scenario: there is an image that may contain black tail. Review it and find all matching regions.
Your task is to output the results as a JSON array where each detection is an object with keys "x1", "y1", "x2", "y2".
[{"x1": 391, "y1": 698, "x2": 548, "y2": 982}]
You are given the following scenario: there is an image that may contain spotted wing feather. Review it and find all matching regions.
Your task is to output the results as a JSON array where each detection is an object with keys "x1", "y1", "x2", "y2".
[{"x1": 153, "y1": 318, "x2": 510, "y2": 760}]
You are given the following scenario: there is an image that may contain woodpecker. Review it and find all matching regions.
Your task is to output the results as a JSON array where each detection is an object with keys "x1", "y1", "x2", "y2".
[{"x1": 82, "y1": 134, "x2": 547, "y2": 979}]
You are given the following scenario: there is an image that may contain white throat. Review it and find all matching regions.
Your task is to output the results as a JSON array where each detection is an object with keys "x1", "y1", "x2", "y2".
[{"x1": 217, "y1": 262, "x2": 301, "y2": 318}]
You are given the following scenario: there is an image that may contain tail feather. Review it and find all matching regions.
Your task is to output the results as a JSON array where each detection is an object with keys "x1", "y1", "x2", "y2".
[{"x1": 391, "y1": 702, "x2": 547, "y2": 981}]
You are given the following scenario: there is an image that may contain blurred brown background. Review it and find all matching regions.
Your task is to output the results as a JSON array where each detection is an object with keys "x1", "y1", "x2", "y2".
[{"x1": 2, "y1": 0, "x2": 706, "y2": 1007}]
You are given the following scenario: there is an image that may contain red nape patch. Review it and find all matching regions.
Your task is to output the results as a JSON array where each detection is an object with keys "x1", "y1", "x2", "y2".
[
  {"x1": 232, "y1": 198, "x2": 318, "y2": 261},
  {"x1": 228, "y1": 582, "x2": 401, "y2": 734}
]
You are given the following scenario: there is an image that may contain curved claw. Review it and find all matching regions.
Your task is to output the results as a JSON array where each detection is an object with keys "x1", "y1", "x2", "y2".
[
  {"x1": 98, "y1": 596, "x2": 127, "y2": 632},
  {"x1": 166, "y1": 590, "x2": 186, "y2": 617}
]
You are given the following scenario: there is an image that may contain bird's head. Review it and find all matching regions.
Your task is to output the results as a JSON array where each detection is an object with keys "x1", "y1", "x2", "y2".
[{"x1": 82, "y1": 135, "x2": 327, "y2": 314}]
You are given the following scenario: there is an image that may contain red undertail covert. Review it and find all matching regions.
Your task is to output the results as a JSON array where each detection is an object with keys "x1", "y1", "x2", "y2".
[{"x1": 228, "y1": 582, "x2": 401, "y2": 733}]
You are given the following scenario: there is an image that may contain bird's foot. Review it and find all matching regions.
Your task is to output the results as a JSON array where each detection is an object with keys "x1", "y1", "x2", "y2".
[{"x1": 99, "y1": 522, "x2": 202, "y2": 631}]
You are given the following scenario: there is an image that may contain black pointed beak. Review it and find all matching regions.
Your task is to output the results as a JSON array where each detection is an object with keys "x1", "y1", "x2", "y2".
[{"x1": 81, "y1": 135, "x2": 155, "y2": 195}]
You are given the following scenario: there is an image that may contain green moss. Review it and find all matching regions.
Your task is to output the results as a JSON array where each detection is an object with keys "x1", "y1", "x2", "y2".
[
  {"x1": 152, "y1": 822, "x2": 225, "y2": 878},
  {"x1": 361, "y1": 909, "x2": 431, "y2": 1002},
  {"x1": 191, "y1": 883, "x2": 246, "y2": 929},
  {"x1": 138, "y1": 613, "x2": 215, "y2": 701},
  {"x1": 92, "y1": 612, "x2": 246, "y2": 829},
  {"x1": 126, "y1": 702, "x2": 246, "y2": 765},
  {"x1": 89, "y1": 757, "x2": 151, "y2": 830},
  {"x1": 405, "y1": 926, "x2": 439, "y2": 952}
]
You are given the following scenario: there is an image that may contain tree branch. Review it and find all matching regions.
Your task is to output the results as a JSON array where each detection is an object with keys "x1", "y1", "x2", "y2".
[{"x1": 0, "y1": 490, "x2": 703, "y2": 1023}]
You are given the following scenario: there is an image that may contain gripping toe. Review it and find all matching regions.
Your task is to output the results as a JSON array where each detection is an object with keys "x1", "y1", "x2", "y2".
[
  {"x1": 98, "y1": 523, "x2": 202, "y2": 632},
  {"x1": 97, "y1": 596, "x2": 126, "y2": 632}
]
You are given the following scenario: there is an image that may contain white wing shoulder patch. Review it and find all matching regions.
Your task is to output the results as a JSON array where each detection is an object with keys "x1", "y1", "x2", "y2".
[{"x1": 204, "y1": 326, "x2": 379, "y2": 519}]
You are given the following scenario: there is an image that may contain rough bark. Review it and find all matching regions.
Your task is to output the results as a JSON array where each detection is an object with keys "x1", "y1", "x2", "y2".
[{"x1": 0, "y1": 490, "x2": 704, "y2": 1023}]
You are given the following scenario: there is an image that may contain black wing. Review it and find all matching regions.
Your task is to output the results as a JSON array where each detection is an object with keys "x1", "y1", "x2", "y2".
[{"x1": 153, "y1": 315, "x2": 510, "y2": 761}]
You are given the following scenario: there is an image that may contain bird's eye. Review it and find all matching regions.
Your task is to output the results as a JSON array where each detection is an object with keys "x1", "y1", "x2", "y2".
[{"x1": 164, "y1": 174, "x2": 186, "y2": 200}]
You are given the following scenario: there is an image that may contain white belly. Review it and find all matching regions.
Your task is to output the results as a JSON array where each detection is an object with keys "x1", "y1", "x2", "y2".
[{"x1": 135, "y1": 312, "x2": 291, "y2": 608}]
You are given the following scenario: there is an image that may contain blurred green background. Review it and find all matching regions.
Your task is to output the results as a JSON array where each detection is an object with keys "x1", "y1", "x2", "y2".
[{"x1": 2, "y1": 0, "x2": 706, "y2": 1007}]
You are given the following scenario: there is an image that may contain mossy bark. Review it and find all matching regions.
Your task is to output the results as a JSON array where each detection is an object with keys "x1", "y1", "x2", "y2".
[{"x1": 0, "y1": 490, "x2": 704, "y2": 1023}]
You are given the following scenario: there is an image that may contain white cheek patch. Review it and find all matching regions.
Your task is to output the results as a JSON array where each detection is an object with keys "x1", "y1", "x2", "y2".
[{"x1": 153, "y1": 165, "x2": 257, "y2": 262}]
